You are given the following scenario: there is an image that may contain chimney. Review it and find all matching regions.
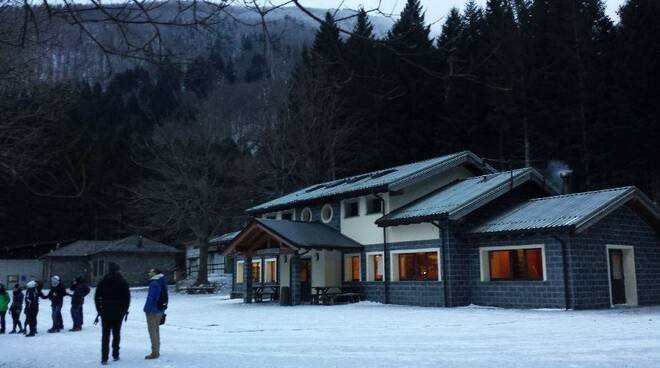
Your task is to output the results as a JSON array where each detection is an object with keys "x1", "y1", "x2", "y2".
[
  {"x1": 137, "y1": 235, "x2": 143, "y2": 248},
  {"x1": 559, "y1": 170, "x2": 573, "y2": 195}
]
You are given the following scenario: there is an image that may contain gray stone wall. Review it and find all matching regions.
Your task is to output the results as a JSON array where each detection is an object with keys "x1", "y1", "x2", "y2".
[
  {"x1": 571, "y1": 206, "x2": 660, "y2": 308},
  {"x1": 464, "y1": 236, "x2": 568, "y2": 309}
]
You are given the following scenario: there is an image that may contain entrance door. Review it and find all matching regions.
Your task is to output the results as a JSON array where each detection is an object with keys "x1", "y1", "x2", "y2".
[
  {"x1": 609, "y1": 249, "x2": 626, "y2": 305},
  {"x1": 300, "y1": 259, "x2": 312, "y2": 302}
]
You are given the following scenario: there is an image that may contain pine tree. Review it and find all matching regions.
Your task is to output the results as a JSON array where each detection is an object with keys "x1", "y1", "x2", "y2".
[{"x1": 387, "y1": 0, "x2": 433, "y2": 53}]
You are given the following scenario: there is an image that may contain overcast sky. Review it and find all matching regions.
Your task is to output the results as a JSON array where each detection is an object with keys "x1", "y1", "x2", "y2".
[{"x1": 296, "y1": 0, "x2": 626, "y2": 32}]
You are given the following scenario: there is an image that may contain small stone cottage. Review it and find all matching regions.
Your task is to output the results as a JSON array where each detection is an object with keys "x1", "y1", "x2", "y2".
[
  {"x1": 225, "y1": 151, "x2": 660, "y2": 309},
  {"x1": 42, "y1": 235, "x2": 179, "y2": 286}
]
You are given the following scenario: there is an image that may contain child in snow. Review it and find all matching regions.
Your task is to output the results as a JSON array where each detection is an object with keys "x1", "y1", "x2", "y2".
[
  {"x1": 40, "y1": 275, "x2": 66, "y2": 333},
  {"x1": 67, "y1": 276, "x2": 91, "y2": 331},
  {"x1": 0, "y1": 284, "x2": 9, "y2": 334},
  {"x1": 9, "y1": 284, "x2": 24, "y2": 334},
  {"x1": 24, "y1": 280, "x2": 40, "y2": 337}
]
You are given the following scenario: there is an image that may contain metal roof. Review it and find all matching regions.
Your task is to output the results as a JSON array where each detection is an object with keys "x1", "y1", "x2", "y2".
[
  {"x1": 43, "y1": 236, "x2": 179, "y2": 257},
  {"x1": 470, "y1": 186, "x2": 660, "y2": 235},
  {"x1": 247, "y1": 151, "x2": 494, "y2": 214},
  {"x1": 209, "y1": 231, "x2": 240, "y2": 244},
  {"x1": 377, "y1": 168, "x2": 551, "y2": 226},
  {"x1": 254, "y1": 218, "x2": 362, "y2": 249}
]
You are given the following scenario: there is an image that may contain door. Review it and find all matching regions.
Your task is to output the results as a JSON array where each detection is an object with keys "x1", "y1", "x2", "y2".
[
  {"x1": 300, "y1": 259, "x2": 312, "y2": 302},
  {"x1": 609, "y1": 249, "x2": 626, "y2": 305}
]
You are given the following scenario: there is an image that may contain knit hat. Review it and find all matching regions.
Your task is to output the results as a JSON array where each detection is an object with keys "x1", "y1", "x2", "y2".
[
  {"x1": 51, "y1": 275, "x2": 61, "y2": 286},
  {"x1": 27, "y1": 281, "x2": 37, "y2": 289},
  {"x1": 108, "y1": 262, "x2": 120, "y2": 273}
]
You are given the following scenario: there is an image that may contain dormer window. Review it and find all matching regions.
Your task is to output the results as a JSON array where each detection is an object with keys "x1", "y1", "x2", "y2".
[
  {"x1": 366, "y1": 197, "x2": 382, "y2": 214},
  {"x1": 344, "y1": 200, "x2": 359, "y2": 218},
  {"x1": 281, "y1": 211, "x2": 294, "y2": 221}
]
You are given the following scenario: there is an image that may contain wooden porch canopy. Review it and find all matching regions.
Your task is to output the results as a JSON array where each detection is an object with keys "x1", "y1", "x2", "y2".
[{"x1": 223, "y1": 218, "x2": 362, "y2": 256}]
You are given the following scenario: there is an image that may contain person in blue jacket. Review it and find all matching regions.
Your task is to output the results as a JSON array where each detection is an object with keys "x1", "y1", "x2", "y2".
[{"x1": 143, "y1": 268, "x2": 167, "y2": 360}]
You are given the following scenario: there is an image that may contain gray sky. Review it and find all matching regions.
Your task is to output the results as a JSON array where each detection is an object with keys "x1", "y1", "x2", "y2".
[{"x1": 297, "y1": 0, "x2": 626, "y2": 32}]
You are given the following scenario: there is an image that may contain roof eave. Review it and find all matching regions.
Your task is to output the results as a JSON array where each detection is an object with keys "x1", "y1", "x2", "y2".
[{"x1": 467, "y1": 224, "x2": 576, "y2": 237}]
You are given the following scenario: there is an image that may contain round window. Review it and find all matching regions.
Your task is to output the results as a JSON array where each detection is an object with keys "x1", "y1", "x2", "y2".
[
  {"x1": 321, "y1": 204, "x2": 333, "y2": 223},
  {"x1": 301, "y1": 207, "x2": 313, "y2": 222}
]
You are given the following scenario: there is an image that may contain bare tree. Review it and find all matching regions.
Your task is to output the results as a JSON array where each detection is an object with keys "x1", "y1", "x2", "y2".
[{"x1": 125, "y1": 105, "x2": 244, "y2": 285}]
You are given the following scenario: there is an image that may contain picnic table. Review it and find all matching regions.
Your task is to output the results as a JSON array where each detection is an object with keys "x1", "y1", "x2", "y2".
[
  {"x1": 312, "y1": 286, "x2": 360, "y2": 305},
  {"x1": 253, "y1": 285, "x2": 279, "y2": 302}
]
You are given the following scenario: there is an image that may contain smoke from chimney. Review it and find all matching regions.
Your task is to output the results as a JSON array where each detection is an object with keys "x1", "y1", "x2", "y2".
[
  {"x1": 547, "y1": 160, "x2": 573, "y2": 194},
  {"x1": 137, "y1": 235, "x2": 143, "y2": 248}
]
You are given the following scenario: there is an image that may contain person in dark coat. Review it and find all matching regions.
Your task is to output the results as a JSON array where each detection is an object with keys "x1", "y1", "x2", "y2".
[
  {"x1": 67, "y1": 276, "x2": 90, "y2": 331},
  {"x1": 9, "y1": 284, "x2": 24, "y2": 334},
  {"x1": 40, "y1": 275, "x2": 66, "y2": 333},
  {"x1": 95, "y1": 262, "x2": 131, "y2": 365},
  {"x1": 24, "y1": 281, "x2": 39, "y2": 337}
]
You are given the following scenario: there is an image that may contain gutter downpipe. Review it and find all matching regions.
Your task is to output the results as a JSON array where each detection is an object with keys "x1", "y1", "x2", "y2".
[
  {"x1": 551, "y1": 233, "x2": 571, "y2": 311},
  {"x1": 374, "y1": 193, "x2": 389, "y2": 304},
  {"x1": 431, "y1": 220, "x2": 449, "y2": 307}
]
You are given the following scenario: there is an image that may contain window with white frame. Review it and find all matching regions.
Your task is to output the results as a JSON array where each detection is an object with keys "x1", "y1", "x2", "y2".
[
  {"x1": 343, "y1": 253, "x2": 361, "y2": 282},
  {"x1": 236, "y1": 261, "x2": 245, "y2": 283},
  {"x1": 366, "y1": 197, "x2": 382, "y2": 215},
  {"x1": 251, "y1": 259, "x2": 262, "y2": 283},
  {"x1": 321, "y1": 204, "x2": 334, "y2": 223},
  {"x1": 479, "y1": 245, "x2": 546, "y2": 282},
  {"x1": 301, "y1": 207, "x2": 313, "y2": 222},
  {"x1": 265, "y1": 258, "x2": 277, "y2": 283},
  {"x1": 366, "y1": 252, "x2": 384, "y2": 282},
  {"x1": 344, "y1": 200, "x2": 360, "y2": 218},
  {"x1": 390, "y1": 249, "x2": 441, "y2": 282}
]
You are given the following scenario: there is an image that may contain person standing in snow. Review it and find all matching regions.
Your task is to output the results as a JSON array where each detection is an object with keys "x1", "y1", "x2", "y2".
[
  {"x1": 143, "y1": 268, "x2": 167, "y2": 360},
  {"x1": 67, "y1": 276, "x2": 90, "y2": 331},
  {"x1": 40, "y1": 275, "x2": 66, "y2": 333},
  {"x1": 0, "y1": 284, "x2": 9, "y2": 334},
  {"x1": 24, "y1": 280, "x2": 39, "y2": 337},
  {"x1": 9, "y1": 284, "x2": 24, "y2": 334},
  {"x1": 95, "y1": 262, "x2": 130, "y2": 365}
]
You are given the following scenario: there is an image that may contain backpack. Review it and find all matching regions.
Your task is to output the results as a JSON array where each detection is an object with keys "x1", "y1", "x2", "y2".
[{"x1": 157, "y1": 283, "x2": 168, "y2": 311}]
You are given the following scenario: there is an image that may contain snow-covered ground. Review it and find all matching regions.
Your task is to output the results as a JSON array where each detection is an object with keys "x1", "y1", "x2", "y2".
[{"x1": 2, "y1": 289, "x2": 659, "y2": 368}]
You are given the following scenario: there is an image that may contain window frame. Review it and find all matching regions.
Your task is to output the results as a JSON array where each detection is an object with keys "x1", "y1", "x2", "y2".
[
  {"x1": 280, "y1": 210, "x2": 295, "y2": 221},
  {"x1": 479, "y1": 244, "x2": 547, "y2": 282},
  {"x1": 366, "y1": 197, "x2": 383, "y2": 215},
  {"x1": 301, "y1": 207, "x2": 313, "y2": 222},
  {"x1": 321, "y1": 204, "x2": 334, "y2": 223},
  {"x1": 390, "y1": 248, "x2": 441, "y2": 282},
  {"x1": 344, "y1": 200, "x2": 360, "y2": 218},
  {"x1": 264, "y1": 258, "x2": 277, "y2": 283},
  {"x1": 251, "y1": 259, "x2": 263, "y2": 283},
  {"x1": 343, "y1": 253, "x2": 362, "y2": 282},
  {"x1": 366, "y1": 252, "x2": 384, "y2": 282},
  {"x1": 236, "y1": 260, "x2": 245, "y2": 284}
]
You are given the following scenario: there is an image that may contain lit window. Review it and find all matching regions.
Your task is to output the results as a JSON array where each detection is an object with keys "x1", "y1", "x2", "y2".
[
  {"x1": 394, "y1": 251, "x2": 439, "y2": 281},
  {"x1": 236, "y1": 261, "x2": 245, "y2": 284},
  {"x1": 366, "y1": 197, "x2": 382, "y2": 214},
  {"x1": 367, "y1": 253, "x2": 384, "y2": 282},
  {"x1": 265, "y1": 259, "x2": 277, "y2": 283},
  {"x1": 251, "y1": 260, "x2": 262, "y2": 283},
  {"x1": 343, "y1": 253, "x2": 361, "y2": 282},
  {"x1": 488, "y1": 248, "x2": 543, "y2": 281},
  {"x1": 345, "y1": 200, "x2": 359, "y2": 218}
]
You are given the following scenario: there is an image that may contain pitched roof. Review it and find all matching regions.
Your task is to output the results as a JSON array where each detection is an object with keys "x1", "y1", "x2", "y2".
[
  {"x1": 247, "y1": 151, "x2": 494, "y2": 214},
  {"x1": 469, "y1": 186, "x2": 660, "y2": 235},
  {"x1": 224, "y1": 218, "x2": 362, "y2": 254},
  {"x1": 209, "y1": 231, "x2": 240, "y2": 245},
  {"x1": 377, "y1": 168, "x2": 552, "y2": 226},
  {"x1": 43, "y1": 236, "x2": 179, "y2": 257}
]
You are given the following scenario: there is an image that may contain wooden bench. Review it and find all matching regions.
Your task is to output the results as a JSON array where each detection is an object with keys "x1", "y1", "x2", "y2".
[
  {"x1": 312, "y1": 287, "x2": 361, "y2": 305},
  {"x1": 253, "y1": 286, "x2": 279, "y2": 303}
]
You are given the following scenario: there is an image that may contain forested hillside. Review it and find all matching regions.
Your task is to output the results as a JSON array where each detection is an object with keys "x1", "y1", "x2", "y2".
[{"x1": 0, "y1": 0, "x2": 658, "y2": 249}]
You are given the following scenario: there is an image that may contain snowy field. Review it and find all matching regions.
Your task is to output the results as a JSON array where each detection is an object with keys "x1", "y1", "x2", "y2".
[{"x1": 2, "y1": 289, "x2": 660, "y2": 368}]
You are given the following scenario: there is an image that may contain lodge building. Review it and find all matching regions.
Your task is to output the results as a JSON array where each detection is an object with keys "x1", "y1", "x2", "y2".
[{"x1": 219, "y1": 151, "x2": 660, "y2": 309}]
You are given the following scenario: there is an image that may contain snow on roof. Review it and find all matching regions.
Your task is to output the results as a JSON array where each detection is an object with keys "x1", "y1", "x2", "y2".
[
  {"x1": 470, "y1": 186, "x2": 660, "y2": 234},
  {"x1": 377, "y1": 168, "x2": 549, "y2": 226},
  {"x1": 247, "y1": 151, "x2": 493, "y2": 214},
  {"x1": 43, "y1": 236, "x2": 179, "y2": 257}
]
